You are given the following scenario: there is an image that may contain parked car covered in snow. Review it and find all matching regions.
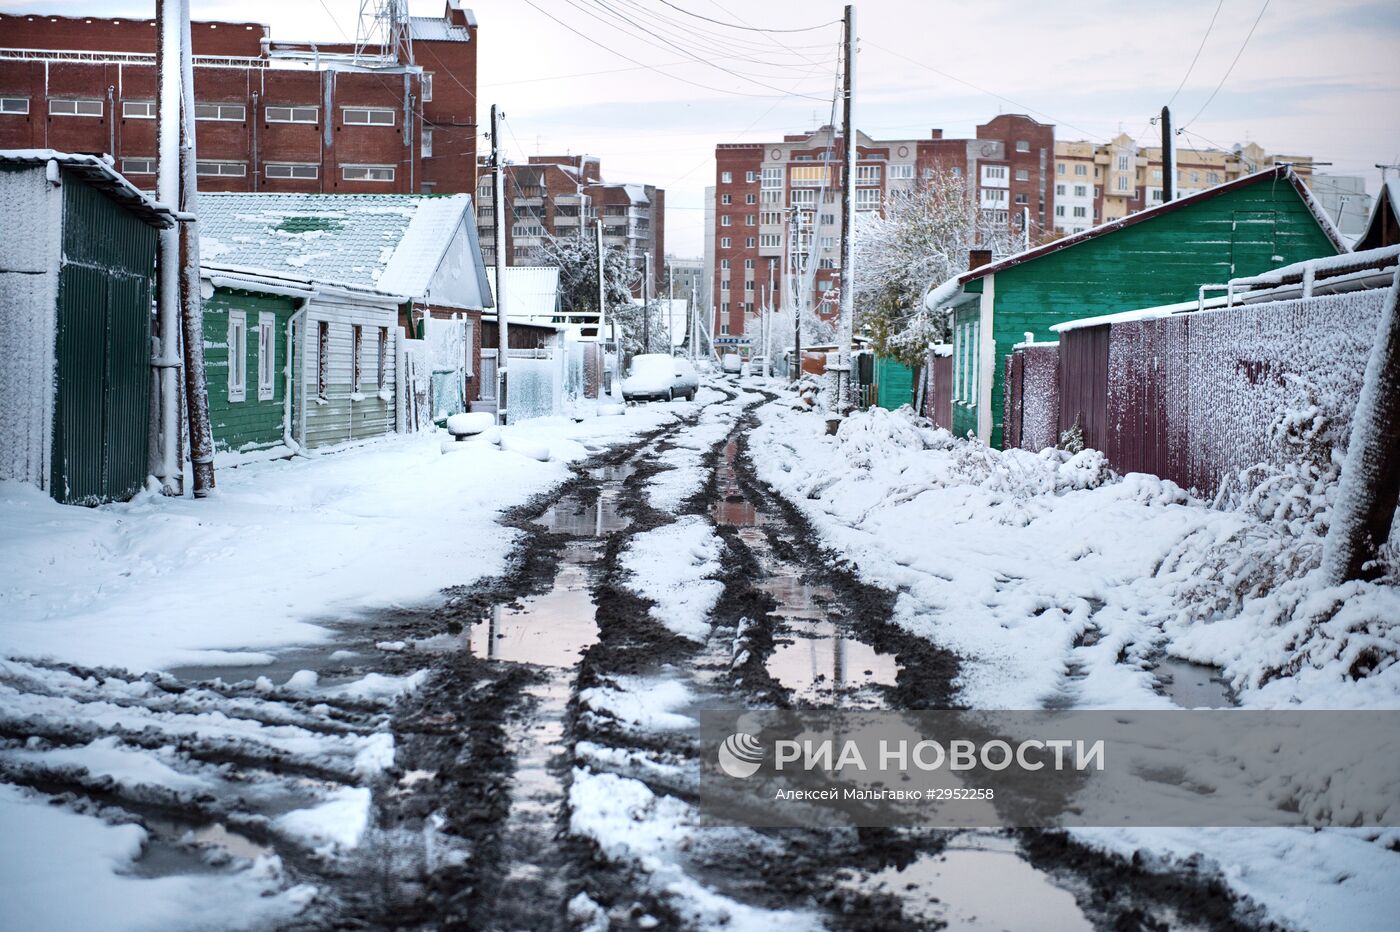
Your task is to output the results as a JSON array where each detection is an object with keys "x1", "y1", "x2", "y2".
[
  {"x1": 671, "y1": 358, "x2": 700, "y2": 400},
  {"x1": 721, "y1": 353, "x2": 743, "y2": 375},
  {"x1": 623, "y1": 353, "x2": 689, "y2": 401}
]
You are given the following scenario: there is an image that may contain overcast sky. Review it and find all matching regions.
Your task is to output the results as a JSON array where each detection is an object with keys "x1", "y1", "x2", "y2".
[{"x1": 10, "y1": 0, "x2": 1399, "y2": 255}]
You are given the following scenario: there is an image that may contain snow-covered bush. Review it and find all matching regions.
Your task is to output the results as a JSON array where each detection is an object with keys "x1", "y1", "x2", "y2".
[{"x1": 833, "y1": 406, "x2": 946, "y2": 469}]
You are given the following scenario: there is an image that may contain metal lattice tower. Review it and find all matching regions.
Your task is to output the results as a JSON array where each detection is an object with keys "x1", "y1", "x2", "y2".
[{"x1": 353, "y1": 0, "x2": 413, "y2": 66}]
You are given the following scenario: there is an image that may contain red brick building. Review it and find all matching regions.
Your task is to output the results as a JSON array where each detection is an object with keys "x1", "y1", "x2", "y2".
[
  {"x1": 476, "y1": 154, "x2": 665, "y2": 290},
  {"x1": 708, "y1": 115, "x2": 1054, "y2": 344},
  {"x1": 0, "y1": 2, "x2": 478, "y2": 195}
]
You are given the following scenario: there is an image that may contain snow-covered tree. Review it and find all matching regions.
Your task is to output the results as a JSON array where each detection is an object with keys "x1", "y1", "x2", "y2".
[
  {"x1": 853, "y1": 169, "x2": 1022, "y2": 367},
  {"x1": 531, "y1": 233, "x2": 647, "y2": 353}
]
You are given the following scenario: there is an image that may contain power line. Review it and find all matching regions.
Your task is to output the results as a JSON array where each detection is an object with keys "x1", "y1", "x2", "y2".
[
  {"x1": 656, "y1": 0, "x2": 840, "y2": 34},
  {"x1": 1180, "y1": 0, "x2": 1271, "y2": 130},
  {"x1": 518, "y1": 0, "x2": 830, "y2": 101},
  {"x1": 1167, "y1": 0, "x2": 1225, "y2": 107}
]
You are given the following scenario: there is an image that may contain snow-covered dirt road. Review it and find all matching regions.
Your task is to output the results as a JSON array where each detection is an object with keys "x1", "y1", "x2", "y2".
[{"x1": 5, "y1": 380, "x2": 1394, "y2": 929}]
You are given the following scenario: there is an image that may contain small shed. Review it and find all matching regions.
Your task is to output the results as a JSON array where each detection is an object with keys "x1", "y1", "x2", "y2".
[
  {"x1": 926, "y1": 165, "x2": 1346, "y2": 449},
  {"x1": 0, "y1": 150, "x2": 173, "y2": 504},
  {"x1": 1355, "y1": 180, "x2": 1398, "y2": 251}
]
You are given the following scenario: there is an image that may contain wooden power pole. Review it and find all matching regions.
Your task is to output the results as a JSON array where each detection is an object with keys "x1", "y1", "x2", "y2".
[
  {"x1": 1161, "y1": 105, "x2": 1175, "y2": 203},
  {"x1": 490, "y1": 104, "x2": 509, "y2": 425},
  {"x1": 835, "y1": 3, "x2": 857, "y2": 412}
]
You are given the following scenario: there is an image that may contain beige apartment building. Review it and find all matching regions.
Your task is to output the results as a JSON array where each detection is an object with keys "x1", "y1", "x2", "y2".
[{"x1": 1052, "y1": 135, "x2": 1315, "y2": 234}]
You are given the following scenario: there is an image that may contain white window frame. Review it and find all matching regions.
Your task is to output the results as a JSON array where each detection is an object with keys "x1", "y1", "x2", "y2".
[
  {"x1": 342, "y1": 107, "x2": 395, "y2": 127},
  {"x1": 195, "y1": 102, "x2": 245, "y2": 122},
  {"x1": 745, "y1": 170, "x2": 756, "y2": 183},
  {"x1": 377, "y1": 327, "x2": 389, "y2": 390},
  {"x1": 121, "y1": 100, "x2": 155, "y2": 119},
  {"x1": 1016, "y1": 140, "x2": 1031, "y2": 152},
  {"x1": 351, "y1": 324, "x2": 363, "y2": 396},
  {"x1": 50, "y1": 98, "x2": 103, "y2": 118},
  {"x1": 265, "y1": 105, "x2": 318, "y2": 124},
  {"x1": 855, "y1": 164, "x2": 881, "y2": 184},
  {"x1": 720, "y1": 236, "x2": 731, "y2": 248},
  {"x1": 227, "y1": 310, "x2": 248, "y2": 403},
  {"x1": 720, "y1": 214, "x2": 731, "y2": 226},
  {"x1": 257, "y1": 312, "x2": 276, "y2": 401},
  {"x1": 761, "y1": 167, "x2": 782, "y2": 189},
  {"x1": 342, "y1": 164, "x2": 395, "y2": 182},
  {"x1": 720, "y1": 171, "x2": 732, "y2": 183},
  {"x1": 0, "y1": 97, "x2": 29, "y2": 115},
  {"x1": 421, "y1": 126, "x2": 433, "y2": 157},
  {"x1": 421, "y1": 73, "x2": 433, "y2": 102},
  {"x1": 196, "y1": 160, "x2": 247, "y2": 177},
  {"x1": 889, "y1": 164, "x2": 914, "y2": 179},
  {"x1": 121, "y1": 158, "x2": 156, "y2": 175},
  {"x1": 316, "y1": 321, "x2": 329, "y2": 401},
  {"x1": 1074, "y1": 164, "x2": 1087, "y2": 176},
  {"x1": 265, "y1": 162, "x2": 319, "y2": 180}
]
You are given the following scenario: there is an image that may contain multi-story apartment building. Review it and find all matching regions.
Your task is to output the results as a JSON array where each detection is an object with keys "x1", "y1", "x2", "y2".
[
  {"x1": 475, "y1": 153, "x2": 665, "y2": 289},
  {"x1": 663, "y1": 255, "x2": 705, "y2": 301},
  {"x1": 1052, "y1": 135, "x2": 1315, "y2": 235},
  {"x1": 708, "y1": 114, "x2": 1054, "y2": 343},
  {"x1": 0, "y1": 3, "x2": 478, "y2": 195}
]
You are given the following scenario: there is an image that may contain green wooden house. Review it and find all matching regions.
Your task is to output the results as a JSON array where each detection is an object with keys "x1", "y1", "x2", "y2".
[
  {"x1": 0, "y1": 151, "x2": 174, "y2": 504},
  {"x1": 926, "y1": 165, "x2": 1346, "y2": 448}
]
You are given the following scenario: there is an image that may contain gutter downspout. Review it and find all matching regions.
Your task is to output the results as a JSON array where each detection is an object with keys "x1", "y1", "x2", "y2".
[
  {"x1": 251, "y1": 91, "x2": 259, "y2": 191},
  {"x1": 284, "y1": 302, "x2": 309, "y2": 453}
]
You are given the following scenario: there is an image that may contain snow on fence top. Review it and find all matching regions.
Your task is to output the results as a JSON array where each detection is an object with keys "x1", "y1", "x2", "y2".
[
  {"x1": 0, "y1": 149, "x2": 175, "y2": 228},
  {"x1": 198, "y1": 192, "x2": 489, "y2": 307},
  {"x1": 1229, "y1": 244, "x2": 1400, "y2": 291}
]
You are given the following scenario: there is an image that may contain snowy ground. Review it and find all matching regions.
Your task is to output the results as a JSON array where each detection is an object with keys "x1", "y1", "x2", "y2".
[
  {"x1": 749, "y1": 398, "x2": 1400, "y2": 931},
  {"x1": 0, "y1": 395, "x2": 714, "y2": 929}
]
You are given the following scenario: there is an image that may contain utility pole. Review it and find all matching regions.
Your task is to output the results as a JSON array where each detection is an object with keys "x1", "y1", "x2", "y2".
[
  {"x1": 176, "y1": 0, "x2": 214, "y2": 497},
  {"x1": 765, "y1": 259, "x2": 776, "y2": 377},
  {"x1": 1161, "y1": 105, "x2": 1175, "y2": 203},
  {"x1": 789, "y1": 204, "x2": 802, "y2": 384},
  {"x1": 490, "y1": 104, "x2": 509, "y2": 425},
  {"x1": 153, "y1": 0, "x2": 182, "y2": 495},
  {"x1": 1377, "y1": 163, "x2": 1400, "y2": 185},
  {"x1": 690, "y1": 280, "x2": 698, "y2": 362},
  {"x1": 835, "y1": 3, "x2": 857, "y2": 412},
  {"x1": 1021, "y1": 205, "x2": 1030, "y2": 251},
  {"x1": 642, "y1": 251, "x2": 652, "y2": 353}
]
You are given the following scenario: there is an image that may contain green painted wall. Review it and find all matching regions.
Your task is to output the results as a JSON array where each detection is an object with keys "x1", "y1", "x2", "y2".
[
  {"x1": 203, "y1": 288, "x2": 298, "y2": 454},
  {"x1": 957, "y1": 177, "x2": 1339, "y2": 449},
  {"x1": 951, "y1": 304, "x2": 979, "y2": 440}
]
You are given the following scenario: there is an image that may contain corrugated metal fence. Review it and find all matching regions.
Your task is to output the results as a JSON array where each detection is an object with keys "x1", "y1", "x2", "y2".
[{"x1": 1006, "y1": 290, "x2": 1386, "y2": 495}]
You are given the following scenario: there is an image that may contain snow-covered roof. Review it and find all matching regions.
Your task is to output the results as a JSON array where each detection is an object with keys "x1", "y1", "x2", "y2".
[
  {"x1": 0, "y1": 149, "x2": 175, "y2": 228},
  {"x1": 1356, "y1": 180, "x2": 1399, "y2": 252},
  {"x1": 1229, "y1": 244, "x2": 1400, "y2": 291},
  {"x1": 198, "y1": 192, "x2": 489, "y2": 305},
  {"x1": 484, "y1": 266, "x2": 560, "y2": 322},
  {"x1": 929, "y1": 165, "x2": 1346, "y2": 303},
  {"x1": 408, "y1": 15, "x2": 472, "y2": 42}
]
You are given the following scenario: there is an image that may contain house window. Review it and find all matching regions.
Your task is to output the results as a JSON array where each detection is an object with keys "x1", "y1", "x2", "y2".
[
  {"x1": 855, "y1": 188, "x2": 881, "y2": 210},
  {"x1": 1014, "y1": 193, "x2": 1028, "y2": 205},
  {"x1": 343, "y1": 165, "x2": 395, "y2": 182},
  {"x1": 1116, "y1": 175, "x2": 1129, "y2": 192},
  {"x1": 745, "y1": 237, "x2": 756, "y2": 248},
  {"x1": 1055, "y1": 184, "x2": 1066, "y2": 195},
  {"x1": 720, "y1": 322, "x2": 730, "y2": 335},
  {"x1": 721, "y1": 194, "x2": 732, "y2": 205},
  {"x1": 721, "y1": 214, "x2": 732, "y2": 226},
  {"x1": 265, "y1": 163, "x2": 319, "y2": 180},
  {"x1": 195, "y1": 102, "x2": 245, "y2": 121},
  {"x1": 1016, "y1": 140, "x2": 1030, "y2": 152},
  {"x1": 1, "y1": 97, "x2": 29, "y2": 114},
  {"x1": 1152, "y1": 169, "x2": 1162, "y2": 181},
  {"x1": 1015, "y1": 168, "x2": 1029, "y2": 181},
  {"x1": 1056, "y1": 163, "x2": 1066, "y2": 175},
  {"x1": 855, "y1": 165, "x2": 881, "y2": 183},
  {"x1": 196, "y1": 160, "x2": 247, "y2": 177},
  {"x1": 1074, "y1": 184, "x2": 1087, "y2": 197},
  {"x1": 121, "y1": 158, "x2": 156, "y2": 175},
  {"x1": 744, "y1": 258, "x2": 754, "y2": 269},
  {"x1": 1117, "y1": 155, "x2": 1129, "y2": 170},
  {"x1": 377, "y1": 327, "x2": 389, "y2": 390},
  {"x1": 343, "y1": 107, "x2": 395, "y2": 126},
  {"x1": 889, "y1": 164, "x2": 914, "y2": 179},
  {"x1": 265, "y1": 105, "x2": 318, "y2": 124},
  {"x1": 745, "y1": 214, "x2": 755, "y2": 226},
  {"x1": 983, "y1": 165, "x2": 1007, "y2": 181},
  {"x1": 1073, "y1": 206, "x2": 1087, "y2": 218},
  {"x1": 746, "y1": 193, "x2": 756, "y2": 204},
  {"x1": 721, "y1": 171, "x2": 732, "y2": 183},
  {"x1": 1207, "y1": 171, "x2": 1219, "y2": 184},
  {"x1": 760, "y1": 233, "x2": 780, "y2": 247},
  {"x1": 790, "y1": 165, "x2": 830, "y2": 186},
  {"x1": 720, "y1": 259, "x2": 730, "y2": 269},
  {"x1": 421, "y1": 73, "x2": 433, "y2": 102},
  {"x1": 317, "y1": 321, "x2": 329, "y2": 400},
  {"x1": 720, "y1": 236, "x2": 731, "y2": 248},
  {"x1": 227, "y1": 310, "x2": 247, "y2": 403},
  {"x1": 745, "y1": 280, "x2": 754, "y2": 292},
  {"x1": 122, "y1": 100, "x2": 155, "y2": 119},
  {"x1": 351, "y1": 324, "x2": 363, "y2": 396},
  {"x1": 721, "y1": 280, "x2": 730, "y2": 292},
  {"x1": 421, "y1": 127, "x2": 433, "y2": 157},
  {"x1": 50, "y1": 98, "x2": 103, "y2": 117},
  {"x1": 257, "y1": 312, "x2": 276, "y2": 401},
  {"x1": 746, "y1": 170, "x2": 756, "y2": 183},
  {"x1": 1074, "y1": 164, "x2": 1087, "y2": 176},
  {"x1": 1055, "y1": 205, "x2": 1066, "y2": 217},
  {"x1": 761, "y1": 167, "x2": 782, "y2": 188}
]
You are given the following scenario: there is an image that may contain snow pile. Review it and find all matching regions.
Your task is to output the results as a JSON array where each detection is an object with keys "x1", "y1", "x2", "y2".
[
  {"x1": 618, "y1": 516, "x2": 724, "y2": 641},
  {"x1": 646, "y1": 388, "x2": 738, "y2": 513}
]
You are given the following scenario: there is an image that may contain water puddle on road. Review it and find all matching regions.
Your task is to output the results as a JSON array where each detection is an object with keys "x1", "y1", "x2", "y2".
[
  {"x1": 1155, "y1": 657, "x2": 1236, "y2": 709},
  {"x1": 710, "y1": 438, "x2": 900, "y2": 706},
  {"x1": 840, "y1": 834, "x2": 1093, "y2": 931},
  {"x1": 469, "y1": 547, "x2": 602, "y2": 667}
]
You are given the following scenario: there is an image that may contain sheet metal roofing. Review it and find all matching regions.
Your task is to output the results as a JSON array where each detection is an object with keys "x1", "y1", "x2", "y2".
[
  {"x1": 198, "y1": 192, "x2": 478, "y2": 300},
  {"x1": 484, "y1": 266, "x2": 560, "y2": 321},
  {"x1": 0, "y1": 149, "x2": 175, "y2": 228}
]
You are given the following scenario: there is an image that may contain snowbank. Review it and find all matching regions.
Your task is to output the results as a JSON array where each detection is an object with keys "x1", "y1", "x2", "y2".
[{"x1": 618, "y1": 516, "x2": 724, "y2": 641}]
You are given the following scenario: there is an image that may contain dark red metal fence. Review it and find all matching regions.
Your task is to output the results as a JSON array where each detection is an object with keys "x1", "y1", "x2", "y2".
[{"x1": 925, "y1": 351, "x2": 953, "y2": 430}]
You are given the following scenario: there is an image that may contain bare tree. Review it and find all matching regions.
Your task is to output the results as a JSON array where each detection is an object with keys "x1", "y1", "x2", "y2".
[{"x1": 1321, "y1": 269, "x2": 1400, "y2": 584}]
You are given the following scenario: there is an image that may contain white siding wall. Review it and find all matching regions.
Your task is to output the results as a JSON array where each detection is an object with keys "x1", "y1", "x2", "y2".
[{"x1": 299, "y1": 295, "x2": 400, "y2": 450}]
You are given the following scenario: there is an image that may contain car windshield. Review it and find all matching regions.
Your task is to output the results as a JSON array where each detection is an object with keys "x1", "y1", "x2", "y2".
[{"x1": 630, "y1": 354, "x2": 676, "y2": 376}]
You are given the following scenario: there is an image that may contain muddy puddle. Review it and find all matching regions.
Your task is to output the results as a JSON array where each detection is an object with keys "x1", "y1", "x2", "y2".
[
  {"x1": 841, "y1": 833, "x2": 1093, "y2": 931},
  {"x1": 711, "y1": 438, "x2": 901, "y2": 705},
  {"x1": 1155, "y1": 657, "x2": 1236, "y2": 708}
]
